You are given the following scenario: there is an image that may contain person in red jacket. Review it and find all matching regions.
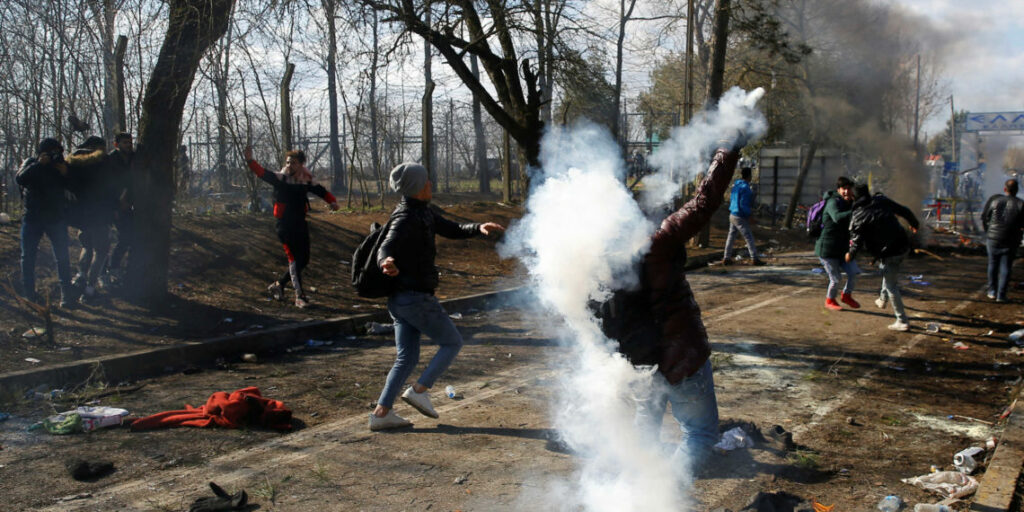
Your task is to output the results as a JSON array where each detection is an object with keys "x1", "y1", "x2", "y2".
[{"x1": 243, "y1": 146, "x2": 339, "y2": 308}]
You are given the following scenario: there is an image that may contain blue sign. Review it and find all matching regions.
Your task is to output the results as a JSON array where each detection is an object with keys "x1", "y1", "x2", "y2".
[{"x1": 965, "y1": 112, "x2": 1024, "y2": 132}]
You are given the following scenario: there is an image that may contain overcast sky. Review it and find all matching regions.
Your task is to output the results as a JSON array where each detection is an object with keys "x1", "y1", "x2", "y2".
[{"x1": 880, "y1": 0, "x2": 1024, "y2": 134}]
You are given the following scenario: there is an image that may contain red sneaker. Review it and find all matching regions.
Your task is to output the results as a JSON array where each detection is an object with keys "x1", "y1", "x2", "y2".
[
  {"x1": 840, "y1": 292, "x2": 860, "y2": 309},
  {"x1": 824, "y1": 298, "x2": 842, "y2": 311}
]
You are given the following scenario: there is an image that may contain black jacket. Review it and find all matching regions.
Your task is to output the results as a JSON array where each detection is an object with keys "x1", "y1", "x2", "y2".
[
  {"x1": 982, "y1": 194, "x2": 1024, "y2": 248},
  {"x1": 15, "y1": 158, "x2": 69, "y2": 223},
  {"x1": 377, "y1": 197, "x2": 480, "y2": 294},
  {"x1": 106, "y1": 148, "x2": 133, "y2": 209},
  {"x1": 848, "y1": 193, "x2": 919, "y2": 259}
]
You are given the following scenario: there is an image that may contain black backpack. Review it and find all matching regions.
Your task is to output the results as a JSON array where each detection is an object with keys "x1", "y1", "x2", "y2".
[
  {"x1": 594, "y1": 284, "x2": 662, "y2": 367},
  {"x1": 351, "y1": 220, "x2": 396, "y2": 298}
]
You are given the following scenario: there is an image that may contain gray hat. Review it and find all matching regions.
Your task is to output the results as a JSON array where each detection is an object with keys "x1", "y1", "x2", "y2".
[{"x1": 389, "y1": 162, "x2": 428, "y2": 197}]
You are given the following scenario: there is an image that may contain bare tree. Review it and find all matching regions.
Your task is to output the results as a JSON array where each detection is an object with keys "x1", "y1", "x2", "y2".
[{"x1": 126, "y1": 0, "x2": 235, "y2": 303}]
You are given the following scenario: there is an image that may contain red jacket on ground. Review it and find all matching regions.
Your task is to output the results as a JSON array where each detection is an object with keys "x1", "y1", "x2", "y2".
[{"x1": 130, "y1": 386, "x2": 292, "y2": 431}]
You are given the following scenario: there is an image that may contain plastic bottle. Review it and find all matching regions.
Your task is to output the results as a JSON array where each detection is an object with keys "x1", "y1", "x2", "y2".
[
  {"x1": 913, "y1": 505, "x2": 950, "y2": 512},
  {"x1": 445, "y1": 385, "x2": 457, "y2": 399},
  {"x1": 877, "y1": 495, "x2": 902, "y2": 512}
]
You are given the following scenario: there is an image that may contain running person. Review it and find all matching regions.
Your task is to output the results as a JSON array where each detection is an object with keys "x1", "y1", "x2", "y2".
[{"x1": 243, "y1": 146, "x2": 339, "y2": 308}]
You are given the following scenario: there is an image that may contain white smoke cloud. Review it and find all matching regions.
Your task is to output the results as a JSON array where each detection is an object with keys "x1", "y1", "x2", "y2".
[
  {"x1": 643, "y1": 87, "x2": 767, "y2": 212},
  {"x1": 499, "y1": 88, "x2": 766, "y2": 511}
]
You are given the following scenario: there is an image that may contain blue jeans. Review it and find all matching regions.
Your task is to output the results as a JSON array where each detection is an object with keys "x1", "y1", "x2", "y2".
[
  {"x1": 879, "y1": 254, "x2": 907, "y2": 323},
  {"x1": 20, "y1": 217, "x2": 72, "y2": 300},
  {"x1": 723, "y1": 215, "x2": 757, "y2": 260},
  {"x1": 986, "y1": 241, "x2": 1015, "y2": 301},
  {"x1": 377, "y1": 291, "x2": 464, "y2": 409},
  {"x1": 819, "y1": 257, "x2": 860, "y2": 299},
  {"x1": 636, "y1": 359, "x2": 719, "y2": 476}
]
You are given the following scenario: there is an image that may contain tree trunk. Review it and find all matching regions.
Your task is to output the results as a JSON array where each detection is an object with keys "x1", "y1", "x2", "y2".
[
  {"x1": 324, "y1": 0, "x2": 345, "y2": 191},
  {"x1": 369, "y1": 11, "x2": 381, "y2": 202},
  {"x1": 114, "y1": 35, "x2": 128, "y2": 132},
  {"x1": 612, "y1": 0, "x2": 637, "y2": 143},
  {"x1": 215, "y1": 24, "x2": 232, "y2": 192},
  {"x1": 783, "y1": 141, "x2": 817, "y2": 229},
  {"x1": 422, "y1": 10, "x2": 436, "y2": 182},
  {"x1": 127, "y1": 0, "x2": 235, "y2": 304},
  {"x1": 689, "y1": 0, "x2": 730, "y2": 249},
  {"x1": 703, "y1": 0, "x2": 730, "y2": 110},
  {"x1": 471, "y1": 54, "x2": 488, "y2": 194},
  {"x1": 280, "y1": 62, "x2": 295, "y2": 151}
]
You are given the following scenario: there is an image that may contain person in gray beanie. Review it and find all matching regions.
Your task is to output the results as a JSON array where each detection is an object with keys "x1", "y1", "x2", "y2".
[{"x1": 368, "y1": 162, "x2": 505, "y2": 431}]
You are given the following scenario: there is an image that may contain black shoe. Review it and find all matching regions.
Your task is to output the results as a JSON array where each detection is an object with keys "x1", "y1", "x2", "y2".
[{"x1": 721, "y1": 258, "x2": 733, "y2": 266}]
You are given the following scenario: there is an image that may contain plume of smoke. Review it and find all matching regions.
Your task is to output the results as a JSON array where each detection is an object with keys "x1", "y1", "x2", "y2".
[
  {"x1": 499, "y1": 89, "x2": 766, "y2": 511},
  {"x1": 642, "y1": 87, "x2": 767, "y2": 213}
]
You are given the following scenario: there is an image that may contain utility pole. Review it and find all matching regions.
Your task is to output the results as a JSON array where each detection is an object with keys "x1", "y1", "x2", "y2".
[{"x1": 683, "y1": 0, "x2": 695, "y2": 124}]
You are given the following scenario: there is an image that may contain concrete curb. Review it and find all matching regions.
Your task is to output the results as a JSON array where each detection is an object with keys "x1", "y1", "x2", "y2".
[
  {"x1": 0, "y1": 287, "x2": 526, "y2": 397},
  {"x1": 0, "y1": 250, "x2": 730, "y2": 398},
  {"x1": 971, "y1": 395, "x2": 1024, "y2": 511}
]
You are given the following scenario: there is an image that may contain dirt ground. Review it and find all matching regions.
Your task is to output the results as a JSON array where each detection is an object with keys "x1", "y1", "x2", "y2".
[{"x1": 2, "y1": 195, "x2": 1022, "y2": 511}]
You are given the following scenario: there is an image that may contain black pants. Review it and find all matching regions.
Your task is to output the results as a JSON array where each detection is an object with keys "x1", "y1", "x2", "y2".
[
  {"x1": 107, "y1": 212, "x2": 134, "y2": 271},
  {"x1": 276, "y1": 222, "x2": 310, "y2": 289}
]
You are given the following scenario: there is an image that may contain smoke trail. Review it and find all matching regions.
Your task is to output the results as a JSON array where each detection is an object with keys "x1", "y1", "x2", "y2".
[
  {"x1": 643, "y1": 87, "x2": 766, "y2": 213},
  {"x1": 500, "y1": 88, "x2": 765, "y2": 511}
]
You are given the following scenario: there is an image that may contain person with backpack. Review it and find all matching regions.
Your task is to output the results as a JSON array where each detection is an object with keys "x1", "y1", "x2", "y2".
[
  {"x1": 981, "y1": 178, "x2": 1024, "y2": 302},
  {"x1": 369, "y1": 162, "x2": 505, "y2": 431},
  {"x1": 814, "y1": 176, "x2": 860, "y2": 311},
  {"x1": 846, "y1": 184, "x2": 920, "y2": 331},
  {"x1": 242, "y1": 145, "x2": 339, "y2": 308},
  {"x1": 597, "y1": 129, "x2": 756, "y2": 477},
  {"x1": 722, "y1": 166, "x2": 765, "y2": 266}
]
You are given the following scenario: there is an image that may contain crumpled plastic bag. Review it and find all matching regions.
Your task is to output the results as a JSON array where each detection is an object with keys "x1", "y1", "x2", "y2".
[
  {"x1": 1009, "y1": 329, "x2": 1024, "y2": 346},
  {"x1": 714, "y1": 426, "x2": 755, "y2": 451},
  {"x1": 365, "y1": 322, "x2": 395, "y2": 335},
  {"x1": 901, "y1": 470, "x2": 978, "y2": 499}
]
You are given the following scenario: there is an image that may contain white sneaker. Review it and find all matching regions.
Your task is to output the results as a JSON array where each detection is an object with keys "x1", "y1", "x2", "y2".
[
  {"x1": 874, "y1": 297, "x2": 887, "y2": 309},
  {"x1": 987, "y1": 291, "x2": 997, "y2": 300},
  {"x1": 401, "y1": 387, "x2": 439, "y2": 418},
  {"x1": 369, "y1": 411, "x2": 413, "y2": 431},
  {"x1": 888, "y1": 321, "x2": 910, "y2": 331}
]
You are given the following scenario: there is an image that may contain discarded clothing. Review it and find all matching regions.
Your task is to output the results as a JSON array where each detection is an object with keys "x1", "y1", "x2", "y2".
[
  {"x1": 189, "y1": 481, "x2": 249, "y2": 512},
  {"x1": 901, "y1": 470, "x2": 978, "y2": 499},
  {"x1": 130, "y1": 386, "x2": 292, "y2": 431},
  {"x1": 66, "y1": 459, "x2": 115, "y2": 481}
]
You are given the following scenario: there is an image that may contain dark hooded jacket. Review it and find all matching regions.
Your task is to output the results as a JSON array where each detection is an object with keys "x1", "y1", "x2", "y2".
[
  {"x1": 599, "y1": 147, "x2": 739, "y2": 384},
  {"x1": 848, "y1": 193, "x2": 919, "y2": 259},
  {"x1": 15, "y1": 157, "x2": 69, "y2": 223},
  {"x1": 377, "y1": 197, "x2": 481, "y2": 294},
  {"x1": 982, "y1": 194, "x2": 1024, "y2": 248}
]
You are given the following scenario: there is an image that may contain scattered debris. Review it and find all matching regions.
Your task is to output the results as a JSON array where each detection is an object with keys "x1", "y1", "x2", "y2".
[
  {"x1": 454, "y1": 474, "x2": 469, "y2": 485},
  {"x1": 951, "y1": 342, "x2": 969, "y2": 350},
  {"x1": 22, "y1": 327, "x2": 46, "y2": 338},
  {"x1": 901, "y1": 471, "x2": 978, "y2": 499},
  {"x1": 877, "y1": 495, "x2": 902, "y2": 512},
  {"x1": 189, "y1": 481, "x2": 249, "y2": 512},
  {"x1": 1009, "y1": 329, "x2": 1024, "y2": 345},
  {"x1": 366, "y1": 322, "x2": 395, "y2": 335},
  {"x1": 953, "y1": 446, "x2": 984, "y2": 474},
  {"x1": 55, "y1": 493, "x2": 93, "y2": 502},
  {"x1": 926, "y1": 323, "x2": 940, "y2": 333},
  {"x1": 714, "y1": 427, "x2": 755, "y2": 451},
  {"x1": 449, "y1": 312, "x2": 463, "y2": 320},
  {"x1": 999, "y1": 399, "x2": 1018, "y2": 420},
  {"x1": 24, "y1": 357, "x2": 41, "y2": 364},
  {"x1": 241, "y1": 353, "x2": 258, "y2": 363}
]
